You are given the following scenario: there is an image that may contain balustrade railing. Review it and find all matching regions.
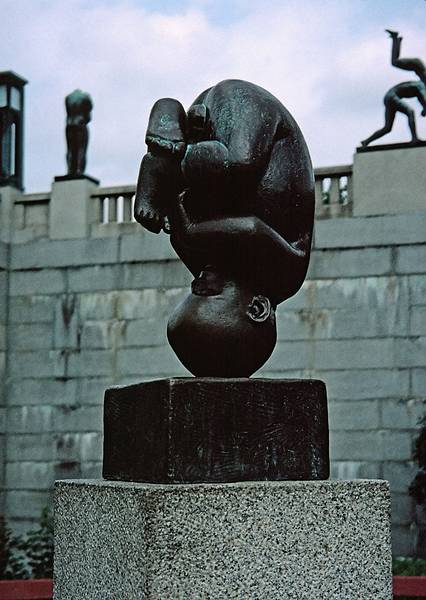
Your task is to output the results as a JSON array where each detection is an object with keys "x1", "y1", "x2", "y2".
[
  {"x1": 91, "y1": 185, "x2": 136, "y2": 224},
  {"x1": 314, "y1": 164, "x2": 353, "y2": 219},
  {"x1": 92, "y1": 166, "x2": 353, "y2": 227}
]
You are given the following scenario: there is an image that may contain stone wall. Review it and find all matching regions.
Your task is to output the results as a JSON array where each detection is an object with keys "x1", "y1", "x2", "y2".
[
  {"x1": 0, "y1": 240, "x2": 9, "y2": 514},
  {"x1": 1, "y1": 148, "x2": 426, "y2": 555}
]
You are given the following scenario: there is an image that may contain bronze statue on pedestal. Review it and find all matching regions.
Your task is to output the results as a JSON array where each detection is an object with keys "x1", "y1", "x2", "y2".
[
  {"x1": 361, "y1": 31, "x2": 426, "y2": 147},
  {"x1": 65, "y1": 89, "x2": 93, "y2": 176}
]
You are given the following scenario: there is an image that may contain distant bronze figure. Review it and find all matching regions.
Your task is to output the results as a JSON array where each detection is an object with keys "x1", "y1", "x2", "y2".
[
  {"x1": 135, "y1": 79, "x2": 314, "y2": 377},
  {"x1": 361, "y1": 31, "x2": 426, "y2": 147},
  {"x1": 65, "y1": 89, "x2": 93, "y2": 176}
]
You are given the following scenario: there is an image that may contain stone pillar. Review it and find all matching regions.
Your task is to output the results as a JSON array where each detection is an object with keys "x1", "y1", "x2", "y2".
[
  {"x1": 0, "y1": 239, "x2": 8, "y2": 514},
  {"x1": 353, "y1": 144, "x2": 426, "y2": 217},
  {"x1": 0, "y1": 185, "x2": 15, "y2": 512},
  {"x1": 0, "y1": 185, "x2": 22, "y2": 243},
  {"x1": 49, "y1": 175, "x2": 99, "y2": 240},
  {"x1": 54, "y1": 479, "x2": 392, "y2": 599}
]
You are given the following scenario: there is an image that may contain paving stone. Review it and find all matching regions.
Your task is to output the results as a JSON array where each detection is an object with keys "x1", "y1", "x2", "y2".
[
  {"x1": 9, "y1": 295, "x2": 56, "y2": 323},
  {"x1": 308, "y1": 247, "x2": 392, "y2": 279},
  {"x1": 397, "y1": 245, "x2": 426, "y2": 274},
  {"x1": 117, "y1": 318, "x2": 167, "y2": 348},
  {"x1": 315, "y1": 212, "x2": 426, "y2": 249},
  {"x1": 395, "y1": 337, "x2": 426, "y2": 368},
  {"x1": 381, "y1": 398, "x2": 425, "y2": 429},
  {"x1": 10, "y1": 237, "x2": 119, "y2": 269},
  {"x1": 120, "y1": 231, "x2": 176, "y2": 263},
  {"x1": 6, "y1": 490, "x2": 51, "y2": 519},
  {"x1": 383, "y1": 462, "x2": 418, "y2": 493},
  {"x1": 410, "y1": 306, "x2": 426, "y2": 336},
  {"x1": 328, "y1": 400, "x2": 380, "y2": 430},
  {"x1": 8, "y1": 323, "x2": 53, "y2": 351},
  {"x1": 68, "y1": 265, "x2": 119, "y2": 292},
  {"x1": 7, "y1": 434, "x2": 55, "y2": 461},
  {"x1": 52, "y1": 405, "x2": 102, "y2": 433},
  {"x1": 9, "y1": 269, "x2": 66, "y2": 296},
  {"x1": 412, "y1": 369, "x2": 426, "y2": 397},
  {"x1": 7, "y1": 378, "x2": 78, "y2": 406},
  {"x1": 330, "y1": 430, "x2": 412, "y2": 461},
  {"x1": 409, "y1": 275, "x2": 426, "y2": 306},
  {"x1": 8, "y1": 350, "x2": 66, "y2": 379},
  {"x1": 6, "y1": 461, "x2": 55, "y2": 490},
  {"x1": 67, "y1": 350, "x2": 114, "y2": 378},
  {"x1": 0, "y1": 241, "x2": 8, "y2": 270},
  {"x1": 7, "y1": 406, "x2": 53, "y2": 434}
]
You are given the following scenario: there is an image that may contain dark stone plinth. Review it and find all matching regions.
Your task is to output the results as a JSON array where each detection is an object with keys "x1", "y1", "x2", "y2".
[
  {"x1": 103, "y1": 378, "x2": 329, "y2": 484},
  {"x1": 356, "y1": 140, "x2": 426, "y2": 153},
  {"x1": 54, "y1": 174, "x2": 99, "y2": 184}
]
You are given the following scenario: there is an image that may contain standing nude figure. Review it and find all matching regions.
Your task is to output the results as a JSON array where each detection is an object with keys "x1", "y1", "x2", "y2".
[
  {"x1": 65, "y1": 89, "x2": 93, "y2": 176},
  {"x1": 361, "y1": 30, "x2": 426, "y2": 147}
]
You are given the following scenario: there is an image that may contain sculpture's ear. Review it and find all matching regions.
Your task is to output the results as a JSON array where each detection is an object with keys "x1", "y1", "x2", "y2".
[{"x1": 247, "y1": 295, "x2": 271, "y2": 323}]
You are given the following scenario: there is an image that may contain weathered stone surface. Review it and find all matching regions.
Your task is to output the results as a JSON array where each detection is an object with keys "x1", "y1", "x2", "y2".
[
  {"x1": 308, "y1": 247, "x2": 392, "y2": 279},
  {"x1": 10, "y1": 237, "x2": 119, "y2": 269},
  {"x1": 50, "y1": 178, "x2": 99, "y2": 240},
  {"x1": 330, "y1": 430, "x2": 412, "y2": 462},
  {"x1": 9, "y1": 269, "x2": 66, "y2": 296},
  {"x1": 315, "y1": 212, "x2": 426, "y2": 249},
  {"x1": 103, "y1": 378, "x2": 329, "y2": 483},
  {"x1": 353, "y1": 146, "x2": 426, "y2": 217},
  {"x1": 54, "y1": 479, "x2": 392, "y2": 600}
]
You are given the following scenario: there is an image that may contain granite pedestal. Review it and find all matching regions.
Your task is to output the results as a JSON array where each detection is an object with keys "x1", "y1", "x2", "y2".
[{"x1": 54, "y1": 479, "x2": 392, "y2": 599}]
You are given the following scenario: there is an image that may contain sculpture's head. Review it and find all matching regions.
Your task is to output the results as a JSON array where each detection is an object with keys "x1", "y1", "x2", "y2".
[{"x1": 167, "y1": 268, "x2": 276, "y2": 377}]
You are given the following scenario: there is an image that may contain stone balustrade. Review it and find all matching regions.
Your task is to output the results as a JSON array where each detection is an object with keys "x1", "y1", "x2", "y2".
[{"x1": 314, "y1": 164, "x2": 353, "y2": 219}]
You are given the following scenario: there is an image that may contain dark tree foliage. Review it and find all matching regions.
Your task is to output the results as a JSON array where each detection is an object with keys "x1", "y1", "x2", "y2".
[
  {"x1": 410, "y1": 416, "x2": 426, "y2": 505},
  {"x1": 19, "y1": 508, "x2": 54, "y2": 579},
  {"x1": 0, "y1": 508, "x2": 53, "y2": 580},
  {"x1": 0, "y1": 516, "x2": 27, "y2": 579}
]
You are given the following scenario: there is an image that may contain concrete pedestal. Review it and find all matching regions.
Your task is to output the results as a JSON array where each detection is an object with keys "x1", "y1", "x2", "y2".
[
  {"x1": 353, "y1": 144, "x2": 426, "y2": 216},
  {"x1": 49, "y1": 175, "x2": 99, "y2": 240},
  {"x1": 54, "y1": 479, "x2": 392, "y2": 599}
]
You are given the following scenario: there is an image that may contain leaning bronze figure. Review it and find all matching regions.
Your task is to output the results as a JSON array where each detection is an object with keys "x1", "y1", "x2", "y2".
[{"x1": 361, "y1": 30, "x2": 426, "y2": 146}]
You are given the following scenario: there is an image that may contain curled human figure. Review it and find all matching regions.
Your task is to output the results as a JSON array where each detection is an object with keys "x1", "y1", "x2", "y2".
[
  {"x1": 135, "y1": 79, "x2": 314, "y2": 377},
  {"x1": 361, "y1": 31, "x2": 426, "y2": 147}
]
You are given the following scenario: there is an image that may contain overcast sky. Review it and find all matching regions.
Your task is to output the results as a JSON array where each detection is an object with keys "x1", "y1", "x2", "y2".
[{"x1": 1, "y1": 0, "x2": 425, "y2": 192}]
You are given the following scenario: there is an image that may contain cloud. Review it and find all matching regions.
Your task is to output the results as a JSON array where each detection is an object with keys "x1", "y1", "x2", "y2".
[{"x1": 1, "y1": 0, "x2": 425, "y2": 190}]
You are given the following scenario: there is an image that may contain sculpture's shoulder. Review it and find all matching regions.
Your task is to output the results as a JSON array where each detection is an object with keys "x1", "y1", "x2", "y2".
[{"x1": 202, "y1": 79, "x2": 285, "y2": 112}]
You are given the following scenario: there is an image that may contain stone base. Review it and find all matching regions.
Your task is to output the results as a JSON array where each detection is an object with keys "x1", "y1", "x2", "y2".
[
  {"x1": 353, "y1": 145, "x2": 426, "y2": 216},
  {"x1": 103, "y1": 378, "x2": 329, "y2": 483},
  {"x1": 54, "y1": 174, "x2": 100, "y2": 184},
  {"x1": 54, "y1": 479, "x2": 392, "y2": 599},
  {"x1": 50, "y1": 175, "x2": 99, "y2": 240}
]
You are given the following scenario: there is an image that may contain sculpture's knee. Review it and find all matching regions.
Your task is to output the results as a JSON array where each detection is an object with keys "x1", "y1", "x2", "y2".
[{"x1": 182, "y1": 141, "x2": 229, "y2": 187}]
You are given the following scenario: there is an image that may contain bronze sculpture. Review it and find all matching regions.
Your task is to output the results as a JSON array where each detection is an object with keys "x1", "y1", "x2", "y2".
[
  {"x1": 361, "y1": 30, "x2": 426, "y2": 147},
  {"x1": 135, "y1": 79, "x2": 314, "y2": 377},
  {"x1": 103, "y1": 79, "x2": 328, "y2": 485},
  {"x1": 65, "y1": 89, "x2": 93, "y2": 176}
]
